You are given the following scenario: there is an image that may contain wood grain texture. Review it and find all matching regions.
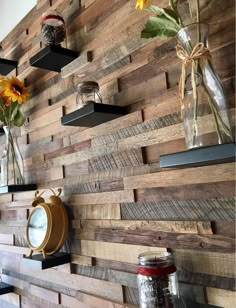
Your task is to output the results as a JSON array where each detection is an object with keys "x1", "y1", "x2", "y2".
[
  {"x1": 0, "y1": 0, "x2": 235, "y2": 306},
  {"x1": 206, "y1": 288, "x2": 236, "y2": 308},
  {"x1": 124, "y1": 163, "x2": 235, "y2": 189},
  {"x1": 95, "y1": 229, "x2": 235, "y2": 252}
]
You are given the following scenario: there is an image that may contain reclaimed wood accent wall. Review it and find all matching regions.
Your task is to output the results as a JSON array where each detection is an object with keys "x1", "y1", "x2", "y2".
[{"x1": 0, "y1": 0, "x2": 235, "y2": 307}]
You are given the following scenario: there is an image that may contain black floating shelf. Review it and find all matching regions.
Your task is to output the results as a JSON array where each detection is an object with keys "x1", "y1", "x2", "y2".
[
  {"x1": 0, "y1": 184, "x2": 37, "y2": 194},
  {"x1": 29, "y1": 45, "x2": 78, "y2": 72},
  {"x1": 0, "y1": 58, "x2": 17, "y2": 75},
  {"x1": 22, "y1": 252, "x2": 71, "y2": 270},
  {"x1": 160, "y1": 143, "x2": 236, "y2": 168},
  {"x1": 61, "y1": 102, "x2": 126, "y2": 127},
  {"x1": 0, "y1": 282, "x2": 14, "y2": 295}
]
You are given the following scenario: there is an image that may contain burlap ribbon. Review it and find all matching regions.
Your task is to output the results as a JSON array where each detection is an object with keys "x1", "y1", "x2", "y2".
[{"x1": 176, "y1": 42, "x2": 211, "y2": 116}]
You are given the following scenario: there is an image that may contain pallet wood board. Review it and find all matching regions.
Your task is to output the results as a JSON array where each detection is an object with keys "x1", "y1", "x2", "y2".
[{"x1": 0, "y1": 0, "x2": 235, "y2": 307}]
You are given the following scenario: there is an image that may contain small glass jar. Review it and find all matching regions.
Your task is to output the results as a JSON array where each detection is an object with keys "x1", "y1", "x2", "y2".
[
  {"x1": 137, "y1": 252, "x2": 179, "y2": 308},
  {"x1": 41, "y1": 10, "x2": 66, "y2": 47},
  {"x1": 76, "y1": 81, "x2": 103, "y2": 109}
]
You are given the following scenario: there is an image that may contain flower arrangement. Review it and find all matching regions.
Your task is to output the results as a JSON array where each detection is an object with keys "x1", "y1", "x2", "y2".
[
  {"x1": 135, "y1": 0, "x2": 233, "y2": 149},
  {"x1": 0, "y1": 76, "x2": 29, "y2": 186},
  {"x1": 0, "y1": 76, "x2": 29, "y2": 127}
]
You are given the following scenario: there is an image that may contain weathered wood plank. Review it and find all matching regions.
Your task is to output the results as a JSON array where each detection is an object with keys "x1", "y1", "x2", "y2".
[
  {"x1": 73, "y1": 204, "x2": 121, "y2": 220},
  {"x1": 81, "y1": 240, "x2": 166, "y2": 264},
  {"x1": 69, "y1": 190, "x2": 134, "y2": 205},
  {"x1": 0, "y1": 234, "x2": 14, "y2": 245},
  {"x1": 95, "y1": 229, "x2": 235, "y2": 252},
  {"x1": 124, "y1": 163, "x2": 235, "y2": 189},
  {"x1": 121, "y1": 198, "x2": 235, "y2": 221},
  {"x1": 78, "y1": 220, "x2": 212, "y2": 235},
  {"x1": 206, "y1": 288, "x2": 236, "y2": 308}
]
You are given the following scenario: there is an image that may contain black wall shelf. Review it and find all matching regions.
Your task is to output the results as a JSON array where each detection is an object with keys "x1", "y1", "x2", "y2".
[
  {"x1": 0, "y1": 282, "x2": 14, "y2": 295},
  {"x1": 29, "y1": 45, "x2": 78, "y2": 72},
  {"x1": 0, "y1": 58, "x2": 17, "y2": 75},
  {"x1": 160, "y1": 143, "x2": 235, "y2": 168},
  {"x1": 22, "y1": 252, "x2": 71, "y2": 270},
  {"x1": 0, "y1": 184, "x2": 37, "y2": 194},
  {"x1": 61, "y1": 102, "x2": 126, "y2": 127}
]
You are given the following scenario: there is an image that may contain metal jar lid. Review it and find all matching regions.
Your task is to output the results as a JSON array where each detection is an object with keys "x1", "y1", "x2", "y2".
[
  {"x1": 77, "y1": 81, "x2": 99, "y2": 91},
  {"x1": 138, "y1": 252, "x2": 173, "y2": 267}
]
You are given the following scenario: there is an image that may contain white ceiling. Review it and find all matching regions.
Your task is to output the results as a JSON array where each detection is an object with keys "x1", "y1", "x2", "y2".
[{"x1": 0, "y1": 0, "x2": 37, "y2": 42}]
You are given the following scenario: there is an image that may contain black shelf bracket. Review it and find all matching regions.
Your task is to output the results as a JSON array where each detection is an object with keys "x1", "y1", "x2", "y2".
[
  {"x1": 61, "y1": 102, "x2": 126, "y2": 127},
  {"x1": 0, "y1": 58, "x2": 17, "y2": 75},
  {"x1": 160, "y1": 143, "x2": 236, "y2": 168},
  {"x1": 0, "y1": 184, "x2": 37, "y2": 194},
  {"x1": 22, "y1": 252, "x2": 71, "y2": 270},
  {"x1": 0, "y1": 282, "x2": 14, "y2": 295},
  {"x1": 29, "y1": 45, "x2": 78, "y2": 72}
]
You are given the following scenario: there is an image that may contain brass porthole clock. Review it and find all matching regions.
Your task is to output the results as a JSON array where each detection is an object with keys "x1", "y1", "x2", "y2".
[{"x1": 26, "y1": 188, "x2": 68, "y2": 259}]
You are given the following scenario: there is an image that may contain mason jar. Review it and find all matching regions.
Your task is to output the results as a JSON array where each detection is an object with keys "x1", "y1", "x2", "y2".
[
  {"x1": 76, "y1": 81, "x2": 103, "y2": 109},
  {"x1": 41, "y1": 10, "x2": 66, "y2": 47},
  {"x1": 137, "y1": 252, "x2": 179, "y2": 308}
]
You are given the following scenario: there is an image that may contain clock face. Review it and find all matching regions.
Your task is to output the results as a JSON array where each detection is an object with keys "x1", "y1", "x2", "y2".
[{"x1": 28, "y1": 207, "x2": 48, "y2": 247}]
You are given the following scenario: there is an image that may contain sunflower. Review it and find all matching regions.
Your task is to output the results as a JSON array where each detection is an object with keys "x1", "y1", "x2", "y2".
[
  {"x1": 2, "y1": 77, "x2": 29, "y2": 104},
  {"x1": 0, "y1": 91, "x2": 11, "y2": 106},
  {"x1": 136, "y1": 0, "x2": 149, "y2": 10}
]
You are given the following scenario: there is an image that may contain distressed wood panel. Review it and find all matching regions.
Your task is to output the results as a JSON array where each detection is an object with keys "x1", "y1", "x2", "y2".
[
  {"x1": 0, "y1": 0, "x2": 235, "y2": 306},
  {"x1": 81, "y1": 240, "x2": 166, "y2": 263}
]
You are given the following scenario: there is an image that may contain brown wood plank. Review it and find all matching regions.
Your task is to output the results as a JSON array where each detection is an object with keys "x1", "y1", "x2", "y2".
[
  {"x1": 95, "y1": 229, "x2": 235, "y2": 252},
  {"x1": 124, "y1": 163, "x2": 235, "y2": 190},
  {"x1": 78, "y1": 220, "x2": 212, "y2": 235}
]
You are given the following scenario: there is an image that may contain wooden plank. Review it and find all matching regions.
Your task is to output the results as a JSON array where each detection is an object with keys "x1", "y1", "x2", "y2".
[
  {"x1": 73, "y1": 204, "x2": 121, "y2": 220},
  {"x1": 71, "y1": 254, "x2": 93, "y2": 266},
  {"x1": 0, "y1": 234, "x2": 14, "y2": 245},
  {"x1": 81, "y1": 240, "x2": 166, "y2": 264},
  {"x1": 0, "y1": 244, "x2": 29, "y2": 255},
  {"x1": 0, "y1": 293, "x2": 20, "y2": 307},
  {"x1": 178, "y1": 269, "x2": 236, "y2": 291},
  {"x1": 124, "y1": 163, "x2": 235, "y2": 189},
  {"x1": 121, "y1": 198, "x2": 235, "y2": 221},
  {"x1": 95, "y1": 229, "x2": 235, "y2": 252},
  {"x1": 173, "y1": 249, "x2": 236, "y2": 278},
  {"x1": 78, "y1": 220, "x2": 212, "y2": 235},
  {"x1": 69, "y1": 190, "x2": 134, "y2": 205},
  {"x1": 21, "y1": 106, "x2": 63, "y2": 134},
  {"x1": 135, "y1": 181, "x2": 236, "y2": 202},
  {"x1": 29, "y1": 284, "x2": 59, "y2": 304},
  {"x1": 206, "y1": 288, "x2": 236, "y2": 308}
]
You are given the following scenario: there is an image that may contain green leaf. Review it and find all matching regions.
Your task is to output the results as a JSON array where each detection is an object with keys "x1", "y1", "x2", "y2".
[
  {"x1": 12, "y1": 106, "x2": 25, "y2": 127},
  {"x1": 141, "y1": 15, "x2": 179, "y2": 39},
  {"x1": 148, "y1": 5, "x2": 180, "y2": 25}
]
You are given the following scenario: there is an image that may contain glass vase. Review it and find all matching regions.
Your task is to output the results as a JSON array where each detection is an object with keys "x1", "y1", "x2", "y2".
[
  {"x1": 177, "y1": 23, "x2": 234, "y2": 149},
  {"x1": 0, "y1": 126, "x2": 24, "y2": 186}
]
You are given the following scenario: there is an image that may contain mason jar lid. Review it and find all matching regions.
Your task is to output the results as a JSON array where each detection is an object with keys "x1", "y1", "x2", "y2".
[
  {"x1": 41, "y1": 10, "x2": 65, "y2": 25},
  {"x1": 77, "y1": 81, "x2": 99, "y2": 91},
  {"x1": 138, "y1": 252, "x2": 173, "y2": 267}
]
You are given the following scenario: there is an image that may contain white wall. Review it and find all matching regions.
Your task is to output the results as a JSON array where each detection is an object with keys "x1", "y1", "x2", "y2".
[{"x1": 0, "y1": 0, "x2": 37, "y2": 42}]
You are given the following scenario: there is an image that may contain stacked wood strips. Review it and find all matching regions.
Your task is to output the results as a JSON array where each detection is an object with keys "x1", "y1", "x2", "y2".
[{"x1": 0, "y1": 0, "x2": 235, "y2": 307}]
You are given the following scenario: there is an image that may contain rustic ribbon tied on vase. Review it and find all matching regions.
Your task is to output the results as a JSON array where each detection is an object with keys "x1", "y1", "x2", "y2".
[{"x1": 176, "y1": 42, "x2": 211, "y2": 116}]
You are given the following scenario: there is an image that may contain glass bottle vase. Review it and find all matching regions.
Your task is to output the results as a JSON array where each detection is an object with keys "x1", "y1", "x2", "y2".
[
  {"x1": 0, "y1": 126, "x2": 24, "y2": 186},
  {"x1": 177, "y1": 23, "x2": 234, "y2": 149}
]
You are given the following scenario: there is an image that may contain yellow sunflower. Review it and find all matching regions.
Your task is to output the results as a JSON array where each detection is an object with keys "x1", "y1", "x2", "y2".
[
  {"x1": 2, "y1": 77, "x2": 29, "y2": 104},
  {"x1": 136, "y1": 0, "x2": 149, "y2": 10}
]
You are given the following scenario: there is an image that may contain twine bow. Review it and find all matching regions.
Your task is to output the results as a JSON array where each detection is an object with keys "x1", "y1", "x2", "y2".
[{"x1": 176, "y1": 42, "x2": 211, "y2": 116}]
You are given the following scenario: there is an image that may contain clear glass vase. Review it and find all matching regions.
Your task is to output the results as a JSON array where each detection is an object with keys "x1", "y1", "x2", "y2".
[
  {"x1": 177, "y1": 23, "x2": 234, "y2": 149},
  {"x1": 0, "y1": 126, "x2": 24, "y2": 186}
]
